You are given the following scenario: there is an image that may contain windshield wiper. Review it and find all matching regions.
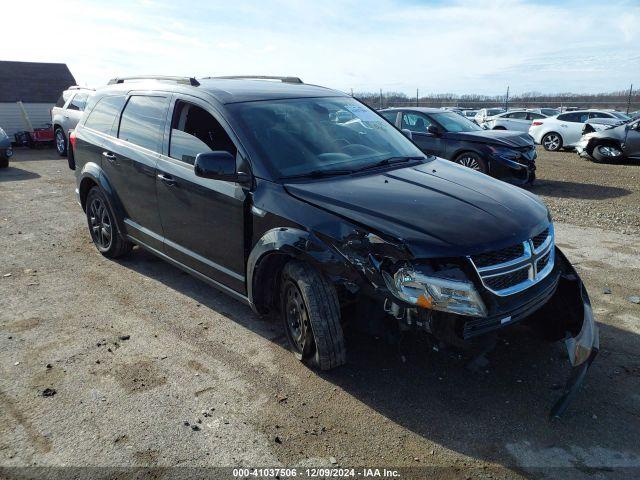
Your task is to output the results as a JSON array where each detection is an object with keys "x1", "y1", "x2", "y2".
[
  {"x1": 353, "y1": 156, "x2": 425, "y2": 173},
  {"x1": 280, "y1": 169, "x2": 354, "y2": 180}
]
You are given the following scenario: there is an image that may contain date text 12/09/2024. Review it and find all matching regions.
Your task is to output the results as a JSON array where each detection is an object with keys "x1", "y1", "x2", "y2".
[{"x1": 232, "y1": 468, "x2": 401, "y2": 478}]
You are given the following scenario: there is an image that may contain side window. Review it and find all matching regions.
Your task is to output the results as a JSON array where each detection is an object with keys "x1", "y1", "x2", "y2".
[
  {"x1": 509, "y1": 111, "x2": 528, "y2": 119},
  {"x1": 558, "y1": 112, "x2": 588, "y2": 123},
  {"x1": 55, "y1": 94, "x2": 67, "y2": 108},
  {"x1": 380, "y1": 111, "x2": 398, "y2": 124},
  {"x1": 84, "y1": 95, "x2": 126, "y2": 135},
  {"x1": 401, "y1": 113, "x2": 432, "y2": 133},
  {"x1": 589, "y1": 112, "x2": 611, "y2": 119},
  {"x1": 68, "y1": 93, "x2": 89, "y2": 111},
  {"x1": 169, "y1": 100, "x2": 237, "y2": 165},
  {"x1": 118, "y1": 96, "x2": 169, "y2": 152}
]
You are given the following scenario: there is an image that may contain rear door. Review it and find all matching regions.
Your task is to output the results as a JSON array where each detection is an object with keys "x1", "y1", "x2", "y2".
[
  {"x1": 557, "y1": 112, "x2": 589, "y2": 145},
  {"x1": 105, "y1": 93, "x2": 170, "y2": 250},
  {"x1": 624, "y1": 121, "x2": 640, "y2": 159},
  {"x1": 401, "y1": 111, "x2": 444, "y2": 156},
  {"x1": 505, "y1": 111, "x2": 529, "y2": 131},
  {"x1": 64, "y1": 92, "x2": 90, "y2": 134},
  {"x1": 156, "y1": 95, "x2": 247, "y2": 294}
]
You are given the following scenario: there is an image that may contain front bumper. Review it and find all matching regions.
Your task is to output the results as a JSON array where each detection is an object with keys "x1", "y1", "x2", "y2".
[
  {"x1": 489, "y1": 152, "x2": 537, "y2": 185},
  {"x1": 575, "y1": 138, "x2": 592, "y2": 158}
]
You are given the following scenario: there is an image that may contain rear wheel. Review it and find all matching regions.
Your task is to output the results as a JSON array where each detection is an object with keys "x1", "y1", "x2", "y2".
[
  {"x1": 280, "y1": 260, "x2": 346, "y2": 370},
  {"x1": 591, "y1": 142, "x2": 623, "y2": 163},
  {"x1": 55, "y1": 128, "x2": 67, "y2": 156},
  {"x1": 85, "y1": 187, "x2": 132, "y2": 258},
  {"x1": 542, "y1": 132, "x2": 562, "y2": 151},
  {"x1": 0, "y1": 156, "x2": 8, "y2": 168},
  {"x1": 454, "y1": 152, "x2": 488, "y2": 173}
]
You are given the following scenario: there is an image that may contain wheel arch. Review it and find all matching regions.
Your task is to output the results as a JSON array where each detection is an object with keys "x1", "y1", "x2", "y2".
[
  {"x1": 247, "y1": 228, "x2": 347, "y2": 315},
  {"x1": 78, "y1": 163, "x2": 127, "y2": 236}
]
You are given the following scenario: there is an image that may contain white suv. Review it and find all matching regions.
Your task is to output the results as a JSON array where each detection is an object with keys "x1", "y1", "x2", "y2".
[
  {"x1": 51, "y1": 86, "x2": 94, "y2": 156},
  {"x1": 528, "y1": 110, "x2": 626, "y2": 151}
]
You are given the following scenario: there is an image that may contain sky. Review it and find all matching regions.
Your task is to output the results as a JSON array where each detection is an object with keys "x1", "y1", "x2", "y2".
[{"x1": 3, "y1": 0, "x2": 639, "y2": 96}]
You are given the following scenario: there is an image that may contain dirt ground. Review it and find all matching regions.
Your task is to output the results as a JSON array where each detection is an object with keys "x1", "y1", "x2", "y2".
[{"x1": 1, "y1": 148, "x2": 639, "y2": 480}]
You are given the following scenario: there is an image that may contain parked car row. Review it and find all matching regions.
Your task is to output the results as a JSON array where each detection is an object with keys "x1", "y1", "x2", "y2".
[
  {"x1": 66, "y1": 75, "x2": 598, "y2": 418},
  {"x1": 528, "y1": 110, "x2": 631, "y2": 151}
]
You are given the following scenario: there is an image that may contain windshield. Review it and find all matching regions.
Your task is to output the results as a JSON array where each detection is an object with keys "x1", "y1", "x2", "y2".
[
  {"x1": 432, "y1": 112, "x2": 483, "y2": 132},
  {"x1": 228, "y1": 97, "x2": 425, "y2": 178}
]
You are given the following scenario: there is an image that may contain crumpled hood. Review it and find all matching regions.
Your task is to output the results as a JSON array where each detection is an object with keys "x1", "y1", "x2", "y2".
[
  {"x1": 285, "y1": 159, "x2": 549, "y2": 258},
  {"x1": 447, "y1": 130, "x2": 534, "y2": 148}
]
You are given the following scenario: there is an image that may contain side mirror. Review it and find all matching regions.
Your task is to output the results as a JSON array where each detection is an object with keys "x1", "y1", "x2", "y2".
[
  {"x1": 401, "y1": 129, "x2": 413, "y2": 140},
  {"x1": 194, "y1": 151, "x2": 249, "y2": 183},
  {"x1": 427, "y1": 125, "x2": 440, "y2": 136}
]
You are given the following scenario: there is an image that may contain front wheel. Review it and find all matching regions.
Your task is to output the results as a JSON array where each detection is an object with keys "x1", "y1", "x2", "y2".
[
  {"x1": 85, "y1": 187, "x2": 132, "y2": 258},
  {"x1": 454, "y1": 152, "x2": 488, "y2": 174},
  {"x1": 55, "y1": 128, "x2": 67, "y2": 156},
  {"x1": 542, "y1": 132, "x2": 563, "y2": 151},
  {"x1": 280, "y1": 261, "x2": 346, "y2": 370},
  {"x1": 591, "y1": 143, "x2": 623, "y2": 163}
]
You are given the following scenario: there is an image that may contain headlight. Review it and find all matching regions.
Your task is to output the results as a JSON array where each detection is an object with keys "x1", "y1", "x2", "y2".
[{"x1": 382, "y1": 265, "x2": 487, "y2": 317}]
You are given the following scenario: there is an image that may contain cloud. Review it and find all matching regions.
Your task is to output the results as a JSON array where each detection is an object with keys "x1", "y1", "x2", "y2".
[{"x1": 2, "y1": 0, "x2": 638, "y2": 95}]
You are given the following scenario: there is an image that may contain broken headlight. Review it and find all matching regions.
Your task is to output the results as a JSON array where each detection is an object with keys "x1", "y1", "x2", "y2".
[{"x1": 382, "y1": 265, "x2": 487, "y2": 317}]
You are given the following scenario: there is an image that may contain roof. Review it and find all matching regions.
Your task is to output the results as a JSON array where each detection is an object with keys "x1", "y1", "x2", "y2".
[
  {"x1": 0, "y1": 61, "x2": 76, "y2": 103},
  {"x1": 381, "y1": 107, "x2": 452, "y2": 114},
  {"x1": 96, "y1": 77, "x2": 345, "y2": 104}
]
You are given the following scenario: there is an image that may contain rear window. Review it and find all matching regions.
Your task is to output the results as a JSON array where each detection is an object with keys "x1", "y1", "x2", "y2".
[
  {"x1": 84, "y1": 95, "x2": 126, "y2": 134},
  {"x1": 118, "y1": 95, "x2": 169, "y2": 152},
  {"x1": 68, "y1": 93, "x2": 89, "y2": 112},
  {"x1": 55, "y1": 90, "x2": 75, "y2": 108}
]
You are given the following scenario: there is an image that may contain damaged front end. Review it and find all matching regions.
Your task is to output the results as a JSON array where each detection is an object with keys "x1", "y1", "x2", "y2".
[{"x1": 330, "y1": 227, "x2": 598, "y2": 419}]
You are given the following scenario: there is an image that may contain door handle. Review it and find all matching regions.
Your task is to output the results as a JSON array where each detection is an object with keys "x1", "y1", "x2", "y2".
[
  {"x1": 157, "y1": 173, "x2": 177, "y2": 186},
  {"x1": 102, "y1": 151, "x2": 117, "y2": 163}
]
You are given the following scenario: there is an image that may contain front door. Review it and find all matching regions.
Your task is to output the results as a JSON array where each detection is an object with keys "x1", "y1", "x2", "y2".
[
  {"x1": 401, "y1": 112, "x2": 444, "y2": 156},
  {"x1": 156, "y1": 96, "x2": 247, "y2": 294}
]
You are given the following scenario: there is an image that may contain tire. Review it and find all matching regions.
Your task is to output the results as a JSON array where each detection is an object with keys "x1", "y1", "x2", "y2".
[
  {"x1": 0, "y1": 157, "x2": 8, "y2": 168},
  {"x1": 541, "y1": 132, "x2": 563, "y2": 151},
  {"x1": 67, "y1": 139, "x2": 76, "y2": 170},
  {"x1": 85, "y1": 187, "x2": 132, "y2": 258},
  {"x1": 591, "y1": 142, "x2": 623, "y2": 163},
  {"x1": 280, "y1": 260, "x2": 346, "y2": 370},
  {"x1": 55, "y1": 128, "x2": 67, "y2": 157},
  {"x1": 454, "y1": 152, "x2": 488, "y2": 174}
]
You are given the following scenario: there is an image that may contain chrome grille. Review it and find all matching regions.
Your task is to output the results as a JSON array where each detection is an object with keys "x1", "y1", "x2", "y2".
[{"x1": 469, "y1": 225, "x2": 555, "y2": 296}]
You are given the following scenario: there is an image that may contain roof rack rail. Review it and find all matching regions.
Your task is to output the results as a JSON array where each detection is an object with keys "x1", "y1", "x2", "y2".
[
  {"x1": 68, "y1": 85, "x2": 95, "y2": 91},
  {"x1": 107, "y1": 76, "x2": 200, "y2": 86},
  {"x1": 207, "y1": 75, "x2": 303, "y2": 84}
]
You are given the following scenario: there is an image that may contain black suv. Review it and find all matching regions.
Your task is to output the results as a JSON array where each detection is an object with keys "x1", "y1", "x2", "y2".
[
  {"x1": 380, "y1": 107, "x2": 536, "y2": 185},
  {"x1": 70, "y1": 76, "x2": 597, "y2": 417}
]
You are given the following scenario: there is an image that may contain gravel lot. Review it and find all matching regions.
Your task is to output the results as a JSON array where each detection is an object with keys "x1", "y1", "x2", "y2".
[{"x1": 1, "y1": 148, "x2": 640, "y2": 479}]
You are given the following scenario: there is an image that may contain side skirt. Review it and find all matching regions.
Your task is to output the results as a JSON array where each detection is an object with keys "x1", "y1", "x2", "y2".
[{"x1": 127, "y1": 235, "x2": 252, "y2": 308}]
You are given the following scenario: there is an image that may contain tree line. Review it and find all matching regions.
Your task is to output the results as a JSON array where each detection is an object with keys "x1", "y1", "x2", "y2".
[{"x1": 353, "y1": 89, "x2": 639, "y2": 111}]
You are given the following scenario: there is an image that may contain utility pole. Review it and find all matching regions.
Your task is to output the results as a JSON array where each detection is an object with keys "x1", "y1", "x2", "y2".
[
  {"x1": 350, "y1": 88, "x2": 353, "y2": 97},
  {"x1": 505, "y1": 86, "x2": 510, "y2": 111},
  {"x1": 627, "y1": 84, "x2": 633, "y2": 114},
  {"x1": 379, "y1": 89, "x2": 383, "y2": 109},
  {"x1": 416, "y1": 88, "x2": 419, "y2": 107}
]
